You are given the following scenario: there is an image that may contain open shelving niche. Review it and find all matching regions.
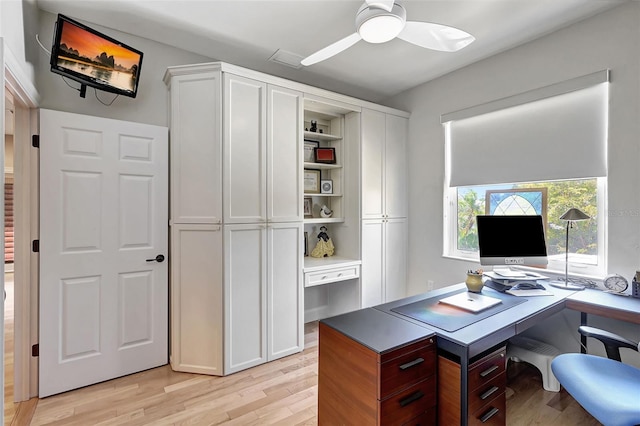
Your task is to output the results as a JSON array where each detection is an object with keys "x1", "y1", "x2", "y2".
[{"x1": 302, "y1": 97, "x2": 362, "y2": 323}]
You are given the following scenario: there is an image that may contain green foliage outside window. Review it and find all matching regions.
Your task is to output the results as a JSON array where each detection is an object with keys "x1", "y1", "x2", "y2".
[{"x1": 457, "y1": 179, "x2": 597, "y2": 258}]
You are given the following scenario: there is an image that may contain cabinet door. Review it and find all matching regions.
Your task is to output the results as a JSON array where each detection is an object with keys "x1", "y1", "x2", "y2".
[
  {"x1": 170, "y1": 72, "x2": 222, "y2": 224},
  {"x1": 223, "y1": 74, "x2": 267, "y2": 223},
  {"x1": 385, "y1": 114, "x2": 408, "y2": 219},
  {"x1": 170, "y1": 224, "x2": 223, "y2": 375},
  {"x1": 361, "y1": 219, "x2": 384, "y2": 308},
  {"x1": 267, "y1": 222, "x2": 303, "y2": 360},
  {"x1": 224, "y1": 224, "x2": 267, "y2": 373},
  {"x1": 361, "y1": 108, "x2": 385, "y2": 219},
  {"x1": 267, "y1": 85, "x2": 303, "y2": 222},
  {"x1": 385, "y1": 218, "x2": 408, "y2": 302}
]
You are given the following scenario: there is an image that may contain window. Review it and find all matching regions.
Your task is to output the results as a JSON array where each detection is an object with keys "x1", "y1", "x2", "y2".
[
  {"x1": 442, "y1": 71, "x2": 609, "y2": 277},
  {"x1": 447, "y1": 178, "x2": 606, "y2": 276}
]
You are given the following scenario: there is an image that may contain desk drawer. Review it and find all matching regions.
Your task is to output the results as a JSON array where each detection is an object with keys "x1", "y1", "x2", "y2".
[
  {"x1": 380, "y1": 343, "x2": 436, "y2": 399},
  {"x1": 468, "y1": 371, "x2": 506, "y2": 413},
  {"x1": 380, "y1": 378, "x2": 436, "y2": 425},
  {"x1": 304, "y1": 265, "x2": 359, "y2": 287},
  {"x1": 468, "y1": 347, "x2": 506, "y2": 392},
  {"x1": 469, "y1": 392, "x2": 505, "y2": 426}
]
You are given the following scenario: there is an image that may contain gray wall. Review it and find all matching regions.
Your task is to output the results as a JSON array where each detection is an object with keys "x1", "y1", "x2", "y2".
[
  {"x1": 385, "y1": 2, "x2": 640, "y2": 364},
  {"x1": 36, "y1": 10, "x2": 214, "y2": 127}
]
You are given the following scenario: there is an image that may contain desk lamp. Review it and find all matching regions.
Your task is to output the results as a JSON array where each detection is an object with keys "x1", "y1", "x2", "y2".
[{"x1": 550, "y1": 208, "x2": 591, "y2": 291}]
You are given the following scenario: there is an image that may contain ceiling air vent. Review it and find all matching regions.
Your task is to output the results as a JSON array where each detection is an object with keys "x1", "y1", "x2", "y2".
[{"x1": 268, "y1": 49, "x2": 304, "y2": 69}]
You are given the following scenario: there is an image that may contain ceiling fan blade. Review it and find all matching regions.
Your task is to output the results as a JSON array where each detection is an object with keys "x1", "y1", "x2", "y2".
[
  {"x1": 397, "y1": 21, "x2": 475, "y2": 52},
  {"x1": 300, "y1": 33, "x2": 362, "y2": 66},
  {"x1": 365, "y1": 0, "x2": 395, "y2": 12}
]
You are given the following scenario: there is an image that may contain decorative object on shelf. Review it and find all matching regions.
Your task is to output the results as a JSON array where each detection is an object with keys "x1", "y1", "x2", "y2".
[
  {"x1": 549, "y1": 208, "x2": 591, "y2": 291},
  {"x1": 603, "y1": 274, "x2": 628, "y2": 293},
  {"x1": 303, "y1": 197, "x2": 313, "y2": 218},
  {"x1": 320, "y1": 205, "x2": 333, "y2": 218},
  {"x1": 304, "y1": 169, "x2": 321, "y2": 194},
  {"x1": 304, "y1": 232, "x2": 308, "y2": 256},
  {"x1": 311, "y1": 226, "x2": 335, "y2": 258},
  {"x1": 321, "y1": 179, "x2": 333, "y2": 194},
  {"x1": 310, "y1": 120, "x2": 318, "y2": 132},
  {"x1": 304, "y1": 139, "x2": 319, "y2": 163},
  {"x1": 465, "y1": 269, "x2": 484, "y2": 293},
  {"x1": 314, "y1": 147, "x2": 336, "y2": 164}
]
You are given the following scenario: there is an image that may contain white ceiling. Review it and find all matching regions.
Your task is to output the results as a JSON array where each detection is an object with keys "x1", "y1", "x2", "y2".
[{"x1": 36, "y1": 0, "x2": 627, "y2": 103}]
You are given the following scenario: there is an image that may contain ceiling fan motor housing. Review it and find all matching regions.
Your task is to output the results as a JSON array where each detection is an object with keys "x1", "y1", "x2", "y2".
[{"x1": 356, "y1": 2, "x2": 407, "y2": 43}]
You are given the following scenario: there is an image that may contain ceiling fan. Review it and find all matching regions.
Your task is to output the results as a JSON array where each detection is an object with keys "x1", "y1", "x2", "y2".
[{"x1": 300, "y1": 0, "x2": 475, "y2": 66}]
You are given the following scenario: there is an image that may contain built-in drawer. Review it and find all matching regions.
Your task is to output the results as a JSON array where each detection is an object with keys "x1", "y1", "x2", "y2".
[
  {"x1": 304, "y1": 265, "x2": 359, "y2": 287},
  {"x1": 380, "y1": 341, "x2": 436, "y2": 399},
  {"x1": 468, "y1": 371, "x2": 506, "y2": 413},
  {"x1": 379, "y1": 377, "x2": 436, "y2": 426},
  {"x1": 469, "y1": 392, "x2": 506, "y2": 426},
  {"x1": 468, "y1": 347, "x2": 506, "y2": 392}
]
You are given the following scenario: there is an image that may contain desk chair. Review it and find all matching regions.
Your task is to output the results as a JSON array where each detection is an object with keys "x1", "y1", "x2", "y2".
[{"x1": 551, "y1": 326, "x2": 640, "y2": 426}]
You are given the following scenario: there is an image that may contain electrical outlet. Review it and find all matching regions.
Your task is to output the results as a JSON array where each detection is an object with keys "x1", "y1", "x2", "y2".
[{"x1": 427, "y1": 280, "x2": 434, "y2": 291}]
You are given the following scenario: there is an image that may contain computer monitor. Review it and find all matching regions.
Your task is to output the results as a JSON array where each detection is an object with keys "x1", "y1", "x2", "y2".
[{"x1": 477, "y1": 215, "x2": 548, "y2": 267}]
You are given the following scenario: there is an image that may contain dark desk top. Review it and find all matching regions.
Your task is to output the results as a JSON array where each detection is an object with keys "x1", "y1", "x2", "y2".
[
  {"x1": 566, "y1": 288, "x2": 640, "y2": 324},
  {"x1": 320, "y1": 308, "x2": 435, "y2": 355},
  {"x1": 375, "y1": 282, "x2": 573, "y2": 358}
]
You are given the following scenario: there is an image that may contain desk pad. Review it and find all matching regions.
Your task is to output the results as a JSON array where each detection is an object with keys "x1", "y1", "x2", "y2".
[{"x1": 391, "y1": 290, "x2": 527, "y2": 332}]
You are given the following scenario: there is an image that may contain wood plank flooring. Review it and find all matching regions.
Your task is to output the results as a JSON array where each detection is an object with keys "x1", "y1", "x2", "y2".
[{"x1": 6, "y1": 316, "x2": 599, "y2": 425}]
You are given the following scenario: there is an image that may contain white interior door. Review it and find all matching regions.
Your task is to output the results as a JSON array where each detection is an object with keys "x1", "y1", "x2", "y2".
[{"x1": 39, "y1": 109, "x2": 168, "y2": 397}]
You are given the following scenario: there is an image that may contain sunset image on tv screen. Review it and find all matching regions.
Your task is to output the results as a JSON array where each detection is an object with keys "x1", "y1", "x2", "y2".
[{"x1": 56, "y1": 20, "x2": 141, "y2": 93}]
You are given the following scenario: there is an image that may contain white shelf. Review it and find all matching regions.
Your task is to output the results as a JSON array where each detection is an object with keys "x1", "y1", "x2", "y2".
[
  {"x1": 304, "y1": 131, "x2": 342, "y2": 142},
  {"x1": 303, "y1": 162, "x2": 342, "y2": 170},
  {"x1": 304, "y1": 192, "x2": 342, "y2": 197},
  {"x1": 304, "y1": 217, "x2": 344, "y2": 224}
]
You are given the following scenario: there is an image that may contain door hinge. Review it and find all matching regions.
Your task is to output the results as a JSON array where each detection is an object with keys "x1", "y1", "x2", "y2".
[
  {"x1": 32, "y1": 240, "x2": 39, "y2": 252},
  {"x1": 32, "y1": 135, "x2": 40, "y2": 148},
  {"x1": 32, "y1": 344, "x2": 39, "y2": 357}
]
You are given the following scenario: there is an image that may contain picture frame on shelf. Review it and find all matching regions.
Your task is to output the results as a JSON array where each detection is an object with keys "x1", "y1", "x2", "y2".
[
  {"x1": 304, "y1": 139, "x2": 319, "y2": 163},
  {"x1": 304, "y1": 169, "x2": 321, "y2": 193},
  {"x1": 314, "y1": 147, "x2": 336, "y2": 164},
  {"x1": 304, "y1": 197, "x2": 313, "y2": 218},
  {"x1": 304, "y1": 232, "x2": 308, "y2": 256},
  {"x1": 321, "y1": 179, "x2": 333, "y2": 194}
]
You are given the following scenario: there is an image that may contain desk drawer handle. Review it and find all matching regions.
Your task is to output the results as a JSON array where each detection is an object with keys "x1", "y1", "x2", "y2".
[
  {"x1": 399, "y1": 357, "x2": 425, "y2": 370},
  {"x1": 480, "y1": 407, "x2": 500, "y2": 423},
  {"x1": 480, "y1": 386, "x2": 499, "y2": 400},
  {"x1": 399, "y1": 390, "x2": 424, "y2": 407},
  {"x1": 480, "y1": 365, "x2": 499, "y2": 378}
]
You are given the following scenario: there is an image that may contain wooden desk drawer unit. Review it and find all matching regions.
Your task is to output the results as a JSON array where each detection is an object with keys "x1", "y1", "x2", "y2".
[
  {"x1": 438, "y1": 346, "x2": 507, "y2": 426},
  {"x1": 319, "y1": 322, "x2": 436, "y2": 425}
]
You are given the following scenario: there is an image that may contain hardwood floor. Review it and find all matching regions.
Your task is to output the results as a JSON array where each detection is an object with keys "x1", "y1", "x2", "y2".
[{"x1": 6, "y1": 317, "x2": 599, "y2": 425}]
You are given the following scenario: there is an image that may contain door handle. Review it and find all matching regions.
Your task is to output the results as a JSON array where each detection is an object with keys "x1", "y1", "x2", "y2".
[{"x1": 146, "y1": 254, "x2": 165, "y2": 263}]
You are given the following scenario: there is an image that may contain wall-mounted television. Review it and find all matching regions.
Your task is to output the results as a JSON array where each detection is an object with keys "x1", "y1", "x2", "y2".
[
  {"x1": 50, "y1": 14, "x2": 143, "y2": 98},
  {"x1": 477, "y1": 215, "x2": 548, "y2": 267}
]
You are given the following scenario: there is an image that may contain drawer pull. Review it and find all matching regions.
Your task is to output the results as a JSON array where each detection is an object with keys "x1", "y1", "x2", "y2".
[
  {"x1": 399, "y1": 357, "x2": 425, "y2": 370},
  {"x1": 321, "y1": 275, "x2": 328, "y2": 280},
  {"x1": 480, "y1": 385, "x2": 499, "y2": 400},
  {"x1": 480, "y1": 407, "x2": 500, "y2": 423},
  {"x1": 480, "y1": 365, "x2": 499, "y2": 378},
  {"x1": 337, "y1": 273, "x2": 343, "y2": 277},
  {"x1": 399, "y1": 390, "x2": 424, "y2": 407}
]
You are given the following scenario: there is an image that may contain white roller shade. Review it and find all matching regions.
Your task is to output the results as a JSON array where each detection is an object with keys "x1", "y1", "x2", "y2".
[{"x1": 444, "y1": 72, "x2": 608, "y2": 187}]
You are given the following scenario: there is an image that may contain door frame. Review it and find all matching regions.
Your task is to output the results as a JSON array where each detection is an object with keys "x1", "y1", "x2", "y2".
[{"x1": 3, "y1": 40, "x2": 41, "y2": 403}]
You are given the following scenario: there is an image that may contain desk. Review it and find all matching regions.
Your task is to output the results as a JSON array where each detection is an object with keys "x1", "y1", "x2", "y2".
[
  {"x1": 565, "y1": 290, "x2": 640, "y2": 353},
  {"x1": 318, "y1": 282, "x2": 589, "y2": 425}
]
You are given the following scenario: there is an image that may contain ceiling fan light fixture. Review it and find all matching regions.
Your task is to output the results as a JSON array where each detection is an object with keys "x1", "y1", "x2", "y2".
[{"x1": 356, "y1": 3, "x2": 406, "y2": 44}]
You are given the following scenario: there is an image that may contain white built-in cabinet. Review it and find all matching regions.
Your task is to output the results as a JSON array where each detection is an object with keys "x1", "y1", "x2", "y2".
[
  {"x1": 166, "y1": 64, "x2": 303, "y2": 375},
  {"x1": 166, "y1": 61, "x2": 409, "y2": 375},
  {"x1": 361, "y1": 108, "x2": 409, "y2": 307}
]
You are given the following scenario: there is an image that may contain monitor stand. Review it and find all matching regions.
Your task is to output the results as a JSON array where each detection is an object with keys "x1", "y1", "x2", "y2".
[{"x1": 549, "y1": 278, "x2": 585, "y2": 291}]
